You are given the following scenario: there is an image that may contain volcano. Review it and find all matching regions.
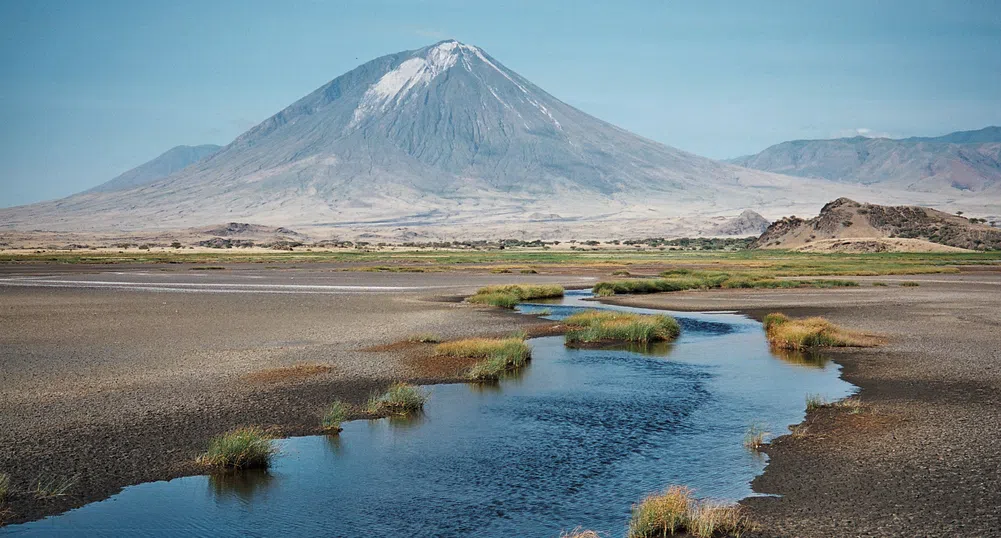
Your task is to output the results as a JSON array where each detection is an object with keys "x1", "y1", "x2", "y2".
[{"x1": 0, "y1": 40, "x2": 931, "y2": 238}]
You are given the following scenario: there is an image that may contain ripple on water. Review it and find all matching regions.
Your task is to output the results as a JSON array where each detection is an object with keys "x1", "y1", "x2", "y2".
[{"x1": 4, "y1": 295, "x2": 854, "y2": 538}]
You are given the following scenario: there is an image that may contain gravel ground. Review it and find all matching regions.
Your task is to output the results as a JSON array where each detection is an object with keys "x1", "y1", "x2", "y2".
[
  {"x1": 4, "y1": 264, "x2": 1000, "y2": 535},
  {"x1": 605, "y1": 268, "x2": 1001, "y2": 537},
  {"x1": 0, "y1": 265, "x2": 594, "y2": 524}
]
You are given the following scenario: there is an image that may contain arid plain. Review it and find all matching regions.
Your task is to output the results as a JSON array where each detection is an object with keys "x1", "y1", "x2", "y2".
[{"x1": 1, "y1": 249, "x2": 1000, "y2": 536}]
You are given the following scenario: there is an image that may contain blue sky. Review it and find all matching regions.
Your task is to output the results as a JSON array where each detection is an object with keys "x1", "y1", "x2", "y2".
[{"x1": 1, "y1": 0, "x2": 999, "y2": 207}]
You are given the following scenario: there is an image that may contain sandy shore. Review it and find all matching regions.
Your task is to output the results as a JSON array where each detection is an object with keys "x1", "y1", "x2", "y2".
[
  {"x1": 604, "y1": 268, "x2": 1001, "y2": 537},
  {"x1": 3, "y1": 264, "x2": 1000, "y2": 535}
]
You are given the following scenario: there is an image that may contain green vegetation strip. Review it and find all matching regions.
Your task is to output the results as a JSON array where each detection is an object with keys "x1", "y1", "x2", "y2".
[
  {"x1": 564, "y1": 311, "x2": 680, "y2": 345},
  {"x1": 594, "y1": 269, "x2": 860, "y2": 296},
  {"x1": 467, "y1": 284, "x2": 564, "y2": 308}
]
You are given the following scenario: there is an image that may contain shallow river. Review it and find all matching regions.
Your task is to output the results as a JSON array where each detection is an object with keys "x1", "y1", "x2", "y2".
[{"x1": 4, "y1": 290, "x2": 854, "y2": 537}]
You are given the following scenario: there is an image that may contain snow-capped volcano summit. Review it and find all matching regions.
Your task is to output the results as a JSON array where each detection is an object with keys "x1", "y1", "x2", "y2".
[{"x1": 0, "y1": 40, "x2": 929, "y2": 236}]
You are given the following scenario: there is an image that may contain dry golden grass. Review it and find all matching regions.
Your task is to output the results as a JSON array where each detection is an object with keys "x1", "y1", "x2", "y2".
[
  {"x1": 435, "y1": 337, "x2": 531, "y2": 380},
  {"x1": 560, "y1": 529, "x2": 602, "y2": 538},
  {"x1": 627, "y1": 485, "x2": 751, "y2": 538},
  {"x1": 764, "y1": 313, "x2": 879, "y2": 351},
  {"x1": 242, "y1": 362, "x2": 333, "y2": 383}
]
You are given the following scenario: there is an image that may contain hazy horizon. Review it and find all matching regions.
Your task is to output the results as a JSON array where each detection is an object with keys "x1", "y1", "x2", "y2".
[{"x1": 1, "y1": 0, "x2": 999, "y2": 207}]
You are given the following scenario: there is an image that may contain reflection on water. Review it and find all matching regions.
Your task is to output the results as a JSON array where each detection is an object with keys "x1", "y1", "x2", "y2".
[
  {"x1": 5, "y1": 291, "x2": 855, "y2": 538},
  {"x1": 208, "y1": 468, "x2": 275, "y2": 503},
  {"x1": 771, "y1": 347, "x2": 829, "y2": 368},
  {"x1": 385, "y1": 410, "x2": 428, "y2": 430}
]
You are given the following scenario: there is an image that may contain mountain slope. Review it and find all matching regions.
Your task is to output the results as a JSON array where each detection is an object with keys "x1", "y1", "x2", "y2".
[
  {"x1": 754, "y1": 198, "x2": 1001, "y2": 251},
  {"x1": 88, "y1": 144, "x2": 221, "y2": 193},
  {"x1": 729, "y1": 128, "x2": 1001, "y2": 194},
  {"x1": 0, "y1": 41, "x2": 978, "y2": 235}
]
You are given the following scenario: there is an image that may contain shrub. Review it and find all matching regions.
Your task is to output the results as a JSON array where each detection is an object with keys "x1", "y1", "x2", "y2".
[
  {"x1": 367, "y1": 383, "x2": 429, "y2": 415},
  {"x1": 198, "y1": 427, "x2": 277, "y2": 470},
  {"x1": 322, "y1": 400, "x2": 350, "y2": 432},
  {"x1": 564, "y1": 311, "x2": 680, "y2": 345},
  {"x1": 764, "y1": 314, "x2": 876, "y2": 350}
]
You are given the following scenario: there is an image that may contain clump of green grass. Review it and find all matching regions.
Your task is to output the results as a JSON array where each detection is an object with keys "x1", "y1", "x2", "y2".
[
  {"x1": 367, "y1": 382, "x2": 429, "y2": 415},
  {"x1": 872, "y1": 281, "x2": 888, "y2": 286},
  {"x1": 628, "y1": 486, "x2": 750, "y2": 538},
  {"x1": 900, "y1": 281, "x2": 920, "y2": 287},
  {"x1": 33, "y1": 474, "x2": 78, "y2": 499},
  {"x1": 0, "y1": 473, "x2": 9, "y2": 502},
  {"x1": 519, "y1": 268, "x2": 538, "y2": 274},
  {"x1": 806, "y1": 395, "x2": 865, "y2": 415},
  {"x1": 593, "y1": 270, "x2": 858, "y2": 296},
  {"x1": 564, "y1": 310, "x2": 680, "y2": 345},
  {"x1": 764, "y1": 313, "x2": 877, "y2": 350},
  {"x1": 743, "y1": 424, "x2": 769, "y2": 451},
  {"x1": 467, "y1": 284, "x2": 564, "y2": 308},
  {"x1": 408, "y1": 333, "x2": 441, "y2": 344},
  {"x1": 436, "y1": 337, "x2": 531, "y2": 381},
  {"x1": 805, "y1": 393, "x2": 826, "y2": 411},
  {"x1": 321, "y1": 400, "x2": 350, "y2": 432},
  {"x1": 198, "y1": 427, "x2": 277, "y2": 470}
]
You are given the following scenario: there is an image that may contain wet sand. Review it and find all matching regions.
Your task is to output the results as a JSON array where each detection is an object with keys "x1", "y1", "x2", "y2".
[
  {"x1": 604, "y1": 269, "x2": 1001, "y2": 537},
  {"x1": 0, "y1": 265, "x2": 594, "y2": 524}
]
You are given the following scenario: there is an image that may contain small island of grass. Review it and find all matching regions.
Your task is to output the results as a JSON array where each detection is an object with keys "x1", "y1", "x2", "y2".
[
  {"x1": 563, "y1": 310, "x2": 680, "y2": 346},
  {"x1": 435, "y1": 336, "x2": 531, "y2": 381},
  {"x1": 764, "y1": 313, "x2": 878, "y2": 350},
  {"x1": 467, "y1": 284, "x2": 564, "y2": 308}
]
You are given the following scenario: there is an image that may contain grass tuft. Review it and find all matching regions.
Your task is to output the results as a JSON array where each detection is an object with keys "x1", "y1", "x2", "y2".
[
  {"x1": 564, "y1": 310, "x2": 680, "y2": 345},
  {"x1": 872, "y1": 281, "x2": 888, "y2": 286},
  {"x1": 561, "y1": 528, "x2": 602, "y2": 538},
  {"x1": 0, "y1": 473, "x2": 9, "y2": 503},
  {"x1": 321, "y1": 400, "x2": 350, "y2": 432},
  {"x1": 628, "y1": 486, "x2": 750, "y2": 538},
  {"x1": 764, "y1": 313, "x2": 877, "y2": 350},
  {"x1": 436, "y1": 337, "x2": 531, "y2": 381},
  {"x1": 408, "y1": 333, "x2": 441, "y2": 344},
  {"x1": 198, "y1": 427, "x2": 277, "y2": 470},
  {"x1": 467, "y1": 284, "x2": 564, "y2": 308},
  {"x1": 367, "y1": 382, "x2": 429, "y2": 415},
  {"x1": 743, "y1": 424, "x2": 768, "y2": 451},
  {"x1": 900, "y1": 281, "x2": 920, "y2": 287},
  {"x1": 806, "y1": 393, "x2": 826, "y2": 411},
  {"x1": 33, "y1": 474, "x2": 78, "y2": 499}
]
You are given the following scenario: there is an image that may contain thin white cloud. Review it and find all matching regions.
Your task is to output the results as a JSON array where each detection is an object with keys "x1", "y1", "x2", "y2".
[{"x1": 833, "y1": 127, "x2": 894, "y2": 139}]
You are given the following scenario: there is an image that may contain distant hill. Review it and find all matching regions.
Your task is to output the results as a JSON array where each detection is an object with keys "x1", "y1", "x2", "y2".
[
  {"x1": 712, "y1": 210, "x2": 770, "y2": 236},
  {"x1": 754, "y1": 198, "x2": 1001, "y2": 251},
  {"x1": 729, "y1": 127, "x2": 1001, "y2": 194},
  {"x1": 87, "y1": 144, "x2": 221, "y2": 193}
]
